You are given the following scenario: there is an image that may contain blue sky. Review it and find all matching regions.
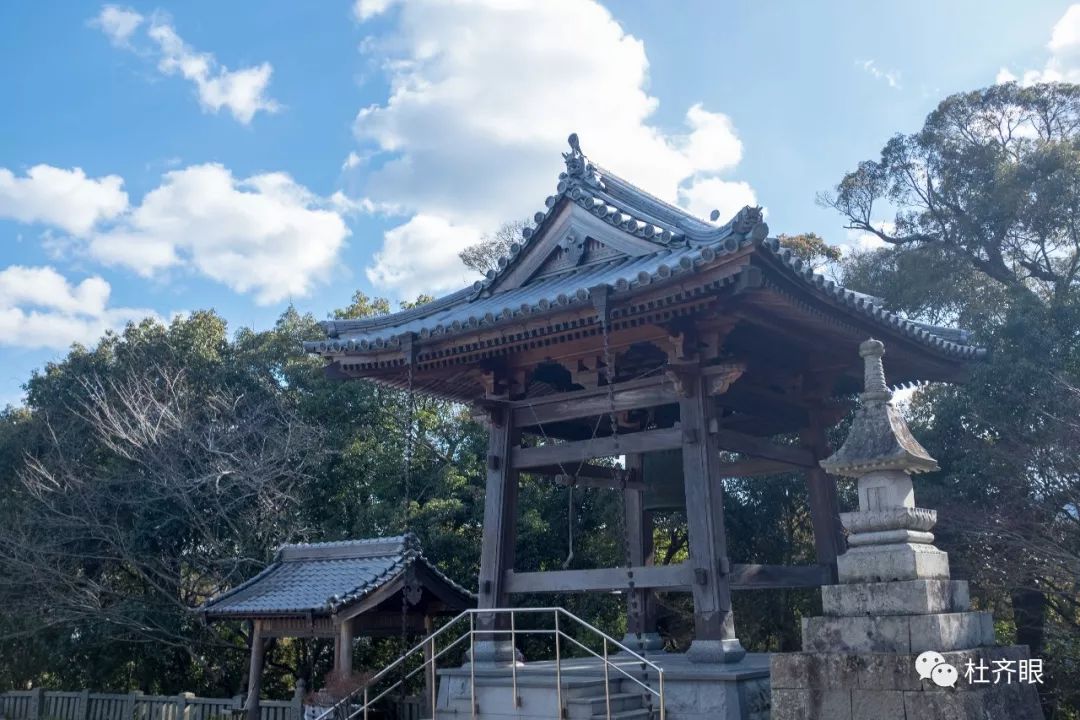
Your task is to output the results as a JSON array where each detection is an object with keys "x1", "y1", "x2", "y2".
[{"x1": 0, "y1": 0, "x2": 1075, "y2": 405}]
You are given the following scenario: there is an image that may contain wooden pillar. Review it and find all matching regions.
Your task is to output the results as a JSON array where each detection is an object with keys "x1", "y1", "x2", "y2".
[
  {"x1": 623, "y1": 453, "x2": 659, "y2": 649},
  {"x1": 675, "y1": 365, "x2": 745, "y2": 663},
  {"x1": 423, "y1": 615, "x2": 436, "y2": 715},
  {"x1": 800, "y1": 406, "x2": 846, "y2": 578},
  {"x1": 334, "y1": 618, "x2": 354, "y2": 680},
  {"x1": 245, "y1": 620, "x2": 266, "y2": 720},
  {"x1": 476, "y1": 405, "x2": 519, "y2": 633}
]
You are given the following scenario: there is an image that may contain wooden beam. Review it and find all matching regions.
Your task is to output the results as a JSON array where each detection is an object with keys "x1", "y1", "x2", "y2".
[
  {"x1": 503, "y1": 562, "x2": 831, "y2": 593},
  {"x1": 679, "y1": 364, "x2": 741, "y2": 656},
  {"x1": 523, "y1": 462, "x2": 634, "y2": 481},
  {"x1": 714, "y1": 457, "x2": 805, "y2": 477},
  {"x1": 511, "y1": 375, "x2": 676, "y2": 427},
  {"x1": 710, "y1": 426, "x2": 817, "y2": 467},
  {"x1": 504, "y1": 563, "x2": 694, "y2": 594},
  {"x1": 511, "y1": 427, "x2": 683, "y2": 469},
  {"x1": 624, "y1": 453, "x2": 657, "y2": 638},
  {"x1": 728, "y1": 563, "x2": 832, "y2": 590},
  {"x1": 553, "y1": 474, "x2": 646, "y2": 491},
  {"x1": 800, "y1": 406, "x2": 846, "y2": 575}
]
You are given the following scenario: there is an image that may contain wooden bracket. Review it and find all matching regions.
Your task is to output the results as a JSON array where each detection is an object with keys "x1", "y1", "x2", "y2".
[
  {"x1": 664, "y1": 359, "x2": 700, "y2": 398},
  {"x1": 703, "y1": 362, "x2": 746, "y2": 396},
  {"x1": 399, "y1": 332, "x2": 418, "y2": 366}
]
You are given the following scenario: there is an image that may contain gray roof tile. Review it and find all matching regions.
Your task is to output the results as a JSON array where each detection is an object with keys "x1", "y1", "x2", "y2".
[{"x1": 198, "y1": 534, "x2": 473, "y2": 617}]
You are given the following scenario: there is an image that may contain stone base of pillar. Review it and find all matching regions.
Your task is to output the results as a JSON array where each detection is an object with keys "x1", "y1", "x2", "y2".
[
  {"x1": 466, "y1": 640, "x2": 524, "y2": 666},
  {"x1": 686, "y1": 637, "x2": 747, "y2": 664},
  {"x1": 619, "y1": 631, "x2": 666, "y2": 654},
  {"x1": 771, "y1": 646, "x2": 1044, "y2": 720}
]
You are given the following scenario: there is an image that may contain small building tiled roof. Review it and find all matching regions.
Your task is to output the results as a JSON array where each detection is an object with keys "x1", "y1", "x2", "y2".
[{"x1": 198, "y1": 534, "x2": 473, "y2": 619}]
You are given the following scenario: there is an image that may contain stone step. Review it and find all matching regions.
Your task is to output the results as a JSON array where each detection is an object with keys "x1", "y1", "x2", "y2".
[
  {"x1": 565, "y1": 692, "x2": 644, "y2": 718},
  {"x1": 589, "y1": 708, "x2": 653, "y2": 720}
]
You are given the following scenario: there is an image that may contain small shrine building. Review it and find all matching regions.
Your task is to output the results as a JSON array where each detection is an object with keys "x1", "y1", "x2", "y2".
[{"x1": 199, "y1": 535, "x2": 473, "y2": 719}]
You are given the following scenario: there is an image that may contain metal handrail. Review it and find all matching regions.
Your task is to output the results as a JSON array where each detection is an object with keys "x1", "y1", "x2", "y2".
[{"x1": 312, "y1": 607, "x2": 666, "y2": 720}]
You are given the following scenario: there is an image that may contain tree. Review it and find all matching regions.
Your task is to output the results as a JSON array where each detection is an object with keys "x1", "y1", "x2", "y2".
[
  {"x1": 458, "y1": 220, "x2": 528, "y2": 274},
  {"x1": 822, "y1": 82, "x2": 1080, "y2": 304},
  {"x1": 775, "y1": 232, "x2": 841, "y2": 265},
  {"x1": 829, "y1": 82, "x2": 1080, "y2": 717}
]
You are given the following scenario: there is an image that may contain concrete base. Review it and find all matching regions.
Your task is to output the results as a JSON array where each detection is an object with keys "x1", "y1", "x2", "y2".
[
  {"x1": 686, "y1": 638, "x2": 748, "y2": 664},
  {"x1": 435, "y1": 652, "x2": 771, "y2": 720},
  {"x1": 771, "y1": 646, "x2": 1044, "y2": 719}
]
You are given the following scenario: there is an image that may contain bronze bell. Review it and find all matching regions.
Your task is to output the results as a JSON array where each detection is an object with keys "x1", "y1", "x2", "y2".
[{"x1": 642, "y1": 448, "x2": 686, "y2": 512}]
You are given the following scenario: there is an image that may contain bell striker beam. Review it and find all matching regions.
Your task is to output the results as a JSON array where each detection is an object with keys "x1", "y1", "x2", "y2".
[{"x1": 673, "y1": 361, "x2": 746, "y2": 664}]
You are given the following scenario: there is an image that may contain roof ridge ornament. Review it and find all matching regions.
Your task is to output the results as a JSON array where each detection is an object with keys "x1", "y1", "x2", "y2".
[
  {"x1": 819, "y1": 339, "x2": 939, "y2": 477},
  {"x1": 559, "y1": 132, "x2": 604, "y2": 193}
]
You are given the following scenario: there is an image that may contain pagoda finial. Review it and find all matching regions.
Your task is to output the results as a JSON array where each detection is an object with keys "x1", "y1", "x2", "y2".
[
  {"x1": 859, "y1": 338, "x2": 892, "y2": 404},
  {"x1": 819, "y1": 338, "x2": 939, "y2": 477}
]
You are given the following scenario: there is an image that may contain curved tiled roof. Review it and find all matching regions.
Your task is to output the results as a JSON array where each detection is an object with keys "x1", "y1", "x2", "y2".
[
  {"x1": 304, "y1": 135, "x2": 984, "y2": 365},
  {"x1": 198, "y1": 533, "x2": 473, "y2": 618}
]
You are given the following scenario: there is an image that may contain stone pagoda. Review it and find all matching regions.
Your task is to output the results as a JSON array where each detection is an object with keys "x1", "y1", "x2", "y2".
[{"x1": 771, "y1": 339, "x2": 1044, "y2": 719}]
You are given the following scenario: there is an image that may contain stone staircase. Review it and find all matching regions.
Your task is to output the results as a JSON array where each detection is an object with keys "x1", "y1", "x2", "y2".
[{"x1": 425, "y1": 675, "x2": 656, "y2": 720}]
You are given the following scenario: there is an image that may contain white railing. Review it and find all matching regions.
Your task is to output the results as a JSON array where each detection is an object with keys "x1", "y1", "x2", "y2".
[{"x1": 313, "y1": 607, "x2": 666, "y2": 720}]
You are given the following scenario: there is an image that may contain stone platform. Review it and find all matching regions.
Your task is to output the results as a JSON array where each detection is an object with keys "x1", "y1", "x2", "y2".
[
  {"x1": 434, "y1": 653, "x2": 771, "y2": 720},
  {"x1": 772, "y1": 646, "x2": 1043, "y2": 720}
]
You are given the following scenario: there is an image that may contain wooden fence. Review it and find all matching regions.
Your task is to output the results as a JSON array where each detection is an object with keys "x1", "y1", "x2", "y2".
[{"x1": 0, "y1": 690, "x2": 302, "y2": 720}]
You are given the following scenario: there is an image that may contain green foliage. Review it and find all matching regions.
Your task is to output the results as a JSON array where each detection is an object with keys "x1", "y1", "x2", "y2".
[{"x1": 833, "y1": 81, "x2": 1080, "y2": 716}]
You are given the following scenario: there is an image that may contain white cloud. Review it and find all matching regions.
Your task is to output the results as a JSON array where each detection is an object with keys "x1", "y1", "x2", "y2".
[
  {"x1": 858, "y1": 60, "x2": 901, "y2": 89},
  {"x1": 0, "y1": 266, "x2": 156, "y2": 349},
  {"x1": 0, "y1": 164, "x2": 128, "y2": 236},
  {"x1": 998, "y1": 4, "x2": 1080, "y2": 84},
  {"x1": 92, "y1": 6, "x2": 279, "y2": 124},
  {"x1": 89, "y1": 164, "x2": 349, "y2": 305},
  {"x1": 678, "y1": 178, "x2": 757, "y2": 224},
  {"x1": 92, "y1": 5, "x2": 144, "y2": 46},
  {"x1": 342, "y1": 151, "x2": 362, "y2": 170},
  {"x1": 365, "y1": 214, "x2": 483, "y2": 298},
  {"x1": 0, "y1": 162, "x2": 348, "y2": 305},
  {"x1": 351, "y1": 0, "x2": 755, "y2": 297}
]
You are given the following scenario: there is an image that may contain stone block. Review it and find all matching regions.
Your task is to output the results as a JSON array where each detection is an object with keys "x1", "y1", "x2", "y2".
[
  {"x1": 908, "y1": 611, "x2": 993, "y2": 653},
  {"x1": 802, "y1": 615, "x2": 912, "y2": 654},
  {"x1": 771, "y1": 689, "x2": 852, "y2": 720},
  {"x1": 822, "y1": 579, "x2": 969, "y2": 617},
  {"x1": 856, "y1": 653, "x2": 922, "y2": 691},
  {"x1": 837, "y1": 542, "x2": 950, "y2": 583},
  {"x1": 770, "y1": 653, "x2": 859, "y2": 689},
  {"x1": 851, "y1": 689, "x2": 905, "y2": 720}
]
